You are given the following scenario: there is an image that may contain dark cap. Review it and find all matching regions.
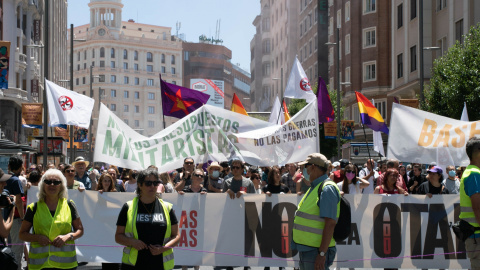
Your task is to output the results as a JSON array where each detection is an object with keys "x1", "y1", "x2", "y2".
[
  {"x1": 339, "y1": 159, "x2": 350, "y2": 169},
  {"x1": 427, "y1": 166, "x2": 443, "y2": 175}
]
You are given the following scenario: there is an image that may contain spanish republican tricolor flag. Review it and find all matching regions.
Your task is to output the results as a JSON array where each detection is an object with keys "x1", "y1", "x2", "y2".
[
  {"x1": 230, "y1": 93, "x2": 248, "y2": 116},
  {"x1": 355, "y1": 91, "x2": 389, "y2": 134},
  {"x1": 282, "y1": 100, "x2": 291, "y2": 122}
]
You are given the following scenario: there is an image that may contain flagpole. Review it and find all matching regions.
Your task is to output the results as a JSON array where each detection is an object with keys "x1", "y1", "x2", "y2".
[
  {"x1": 361, "y1": 124, "x2": 372, "y2": 162},
  {"x1": 42, "y1": 0, "x2": 49, "y2": 169},
  {"x1": 276, "y1": 98, "x2": 285, "y2": 124},
  {"x1": 159, "y1": 73, "x2": 166, "y2": 129}
]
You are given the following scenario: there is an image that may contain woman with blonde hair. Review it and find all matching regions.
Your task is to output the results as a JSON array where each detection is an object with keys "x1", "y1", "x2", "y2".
[
  {"x1": 19, "y1": 169, "x2": 84, "y2": 269},
  {"x1": 160, "y1": 172, "x2": 175, "y2": 193}
]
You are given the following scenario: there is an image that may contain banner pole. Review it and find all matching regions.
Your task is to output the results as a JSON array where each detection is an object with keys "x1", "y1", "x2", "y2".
[
  {"x1": 362, "y1": 124, "x2": 372, "y2": 162},
  {"x1": 276, "y1": 98, "x2": 284, "y2": 124},
  {"x1": 159, "y1": 73, "x2": 166, "y2": 129}
]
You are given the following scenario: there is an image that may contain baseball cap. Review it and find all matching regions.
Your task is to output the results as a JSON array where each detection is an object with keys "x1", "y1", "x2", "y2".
[
  {"x1": 332, "y1": 161, "x2": 340, "y2": 167},
  {"x1": 427, "y1": 166, "x2": 443, "y2": 174},
  {"x1": 298, "y1": 153, "x2": 331, "y2": 168}
]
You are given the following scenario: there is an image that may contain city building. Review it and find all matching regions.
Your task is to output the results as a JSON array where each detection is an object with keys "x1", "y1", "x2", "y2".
[
  {"x1": 70, "y1": 0, "x2": 183, "y2": 141},
  {"x1": 182, "y1": 41, "x2": 251, "y2": 111},
  {"x1": 0, "y1": 0, "x2": 67, "y2": 147},
  {"x1": 250, "y1": 0, "x2": 299, "y2": 112}
]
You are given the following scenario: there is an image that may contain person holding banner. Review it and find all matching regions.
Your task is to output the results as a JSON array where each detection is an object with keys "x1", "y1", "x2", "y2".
[
  {"x1": 337, "y1": 164, "x2": 370, "y2": 195},
  {"x1": 374, "y1": 169, "x2": 408, "y2": 196},
  {"x1": 292, "y1": 153, "x2": 339, "y2": 270},
  {"x1": 115, "y1": 168, "x2": 180, "y2": 270},
  {"x1": 174, "y1": 158, "x2": 195, "y2": 192},
  {"x1": 223, "y1": 160, "x2": 255, "y2": 199},
  {"x1": 460, "y1": 137, "x2": 480, "y2": 269},
  {"x1": 416, "y1": 166, "x2": 449, "y2": 196},
  {"x1": 19, "y1": 169, "x2": 84, "y2": 270}
]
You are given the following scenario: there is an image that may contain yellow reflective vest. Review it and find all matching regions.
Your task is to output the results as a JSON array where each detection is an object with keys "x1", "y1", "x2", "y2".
[
  {"x1": 122, "y1": 197, "x2": 175, "y2": 270},
  {"x1": 459, "y1": 165, "x2": 480, "y2": 234},
  {"x1": 293, "y1": 179, "x2": 340, "y2": 248},
  {"x1": 28, "y1": 198, "x2": 77, "y2": 270}
]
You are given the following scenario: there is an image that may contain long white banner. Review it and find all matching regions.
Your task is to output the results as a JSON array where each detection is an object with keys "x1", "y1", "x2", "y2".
[
  {"x1": 94, "y1": 101, "x2": 320, "y2": 171},
  {"x1": 388, "y1": 103, "x2": 480, "y2": 166},
  {"x1": 27, "y1": 188, "x2": 469, "y2": 268}
]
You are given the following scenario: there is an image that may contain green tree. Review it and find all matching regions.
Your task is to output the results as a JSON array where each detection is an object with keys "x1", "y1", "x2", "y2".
[
  {"x1": 287, "y1": 84, "x2": 346, "y2": 159},
  {"x1": 424, "y1": 23, "x2": 480, "y2": 120}
]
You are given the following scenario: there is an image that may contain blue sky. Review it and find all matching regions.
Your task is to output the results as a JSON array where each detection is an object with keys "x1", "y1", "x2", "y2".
[{"x1": 68, "y1": 0, "x2": 260, "y2": 72}]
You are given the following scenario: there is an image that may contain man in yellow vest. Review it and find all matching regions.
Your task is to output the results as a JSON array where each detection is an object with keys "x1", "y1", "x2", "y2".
[
  {"x1": 460, "y1": 136, "x2": 480, "y2": 269},
  {"x1": 292, "y1": 153, "x2": 340, "y2": 270}
]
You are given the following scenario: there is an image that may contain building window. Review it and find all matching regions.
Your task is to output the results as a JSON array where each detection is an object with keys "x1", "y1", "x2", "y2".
[
  {"x1": 148, "y1": 106, "x2": 154, "y2": 114},
  {"x1": 77, "y1": 52, "x2": 80, "y2": 61},
  {"x1": 161, "y1": 66, "x2": 166, "y2": 73},
  {"x1": 111, "y1": 104, "x2": 116, "y2": 111},
  {"x1": 161, "y1": 54, "x2": 165, "y2": 64},
  {"x1": 397, "y1": 53, "x2": 403, "y2": 78},
  {"x1": 135, "y1": 105, "x2": 139, "y2": 113},
  {"x1": 172, "y1": 81, "x2": 176, "y2": 85},
  {"x1": 123, "y1": 62, "x2": 128, "y2": 69},
  {"x1": 263, "y1": 63, "x2": 271, "y2": 76},
  {"x1": 135, "y1": 92, "x2": 140, "y2": 99},
  {"x1": 148, "y1": 121, "x2": 154, "y2": 128},
  {"x1": 124, "y1": 105, "x2": 129, "y2": 112},
  {"x1": 82, "y1": 77, "x2": 86, "y2": 84},
  {"x1": 263, "y1": 39, "x2": 271, "y2": 54},
  {"x1": 337, "y1": 10, "x2": 341, "y2": 28},
  {"x1": 92, "y1": 61, "x2": 95, "y2": 67},
  {"x1": 77, "y1": 64, "x2": 80, "y2": 71},
  {"x1": 437, "y1": 0, "x2": 447, "y2": 11},
  {"x1": 437, "y1": 36, "x2": 447, "y2": 56},
  {"x1": 397, "y1": 4, "x2": 403, "y2": 28},
  {"x1": 374, "y1": 100, "x2": 387, "y2": 121},
  {"x1": 147, "y1": 79, "x2": 154, "y2": 86},
  {"x1": 262, "y1": 17, "x2": 270, "y2": 31},
  {"x1": 100, "y1": 61, "x2": 105, "y2": 67},
  {"x1": 456, "y1": 19, "x2": 464, "y2": 43},
  {"x1": 345, "y1": 67, "x2": 351, "y2": 83},
  {"x1": 363, "y1": 28, "x2": 376, "y2": 48},
  {"x1": 171, "y1": 67, "x2": 176, "y2": 74},
  {"x1": 84, "y1": 63, "x2": 87, "y2": 70},
  {"x1": 135, "y1": 77, "x2": 140, "y2": 85},
  {"x1": 123, "y1": 49, "x2": 128, "y2": 59},
  {"x1": 99, "y1": 75, "x2": 105, "y2": 82},
  {"x1": 92, "y1": 49, "x2": 95, "y2": 58},
  {"x1": 124, "y1": 76, "x2": 129, "y2": 84},
  {"x1": 353, "y1": 104, "x2": 360, "y2": 123},
  {"x1": 111, "y1": 89, "x2": 117, "y2": 98},
  {"x1": 76, "y1": 78, "x2": 79, "y2": 85},
  {"x1": 110, "y1": 61, "x2": 115, "y2": 68},
  {"x1": 410, "y1": 0, "x2": 417, "y2": 20},
  {"x1": 410, "y1": 45, "x2": 417, "y2": 72},
  {"x1": 135, "y1": 120, "x2": 140, "y2": 127},
  {"x1": 363, "y1": 61, "x2": 376, "y2": 81},
  {"x1": 148, "y1": 92, "x2": 155, "y2": 100},
  {"x1": 84, "y1": 51, "x2": 87, "y2": 60},
  {"x1": 364, "y1": 0, "x2": 376, "y2": 13},
  {"x1": 134, "y1": 51, "x2": 138, "y2": 61},
  {"x1": 111, "y1": 75, "x2": 116, "y2": 83},
  {"x1": 163, "y1": 32, "x2": 167, "y2": 40},
  {"x1": 147, "y1": 65, "x2": 153, "y2": 72},
  {"x1": 134, "y1": 64, "x2": 139, "y2": 71},
  {"x1": 100, "y1": 47, "x2": 105, "y2": 58},
  {"x1": 111, "y1": 48, "x2": 115, "y2": 58},
  {"x1": 147, "y1": 52, "x2": 153, "y2": 62},
  {"x1": 345, "y1": 34, "x2": 351, "y2": 54},
  {"x1": 124, "y1": 91, "x2": 129, "y2": 98},
  {"x1": 171, "y1": 55, "x2": 175, "y2": 65},
  {"x1": 345, "y1": 2, "x2": 350, "y2": 21}
]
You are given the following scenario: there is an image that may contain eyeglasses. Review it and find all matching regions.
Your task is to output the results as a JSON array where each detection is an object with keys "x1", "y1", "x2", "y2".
[
  {"x1": 232, "y1": 166, "x2": 242, "y2": 170},
  {"x1": 143, "y1": 181, "x2": 161, "y2": 187},
  {"x1": 185, "y1": 162, "x2": 194, "y2": 165},
  {"x1": 193, "y1": 174, "x2": 203, "y2": 178},
  {"x1": 44, "y1": 179, "x2": 62, "y2": 186},
  {"x1": 65, "y1": 169, "x2": 75, "y2": 173}
]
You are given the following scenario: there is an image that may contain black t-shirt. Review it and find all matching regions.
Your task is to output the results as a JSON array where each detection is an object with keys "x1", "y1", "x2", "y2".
[
  {"x1": 416, "y1": 181, "x2": 449, "y2": 195},
  {"x1": 116, "y1": 199, "x2": 178, "y2": 269},
  {"x1": 262, "y1": 184, "x2": 290, "y2": 194},
  {"x1": 174, "y1": 172, "x2": 192, "y2": 187},
  {"x1": 24, "y1": 200, "x2": 79, "y2": 233},
  {"x1": 182, "y1": 185, "x2": 207, "y2": 193}
]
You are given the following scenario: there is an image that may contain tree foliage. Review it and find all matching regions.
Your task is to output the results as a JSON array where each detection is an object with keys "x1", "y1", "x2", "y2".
[{"x1": 424, "y1": 24, "x2": 480, "y2": 120}]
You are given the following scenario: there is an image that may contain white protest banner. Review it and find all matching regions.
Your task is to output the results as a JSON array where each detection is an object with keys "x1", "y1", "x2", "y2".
[
  {"x1": 387, "y1": 103, "x2": 480, "y2": 166},
  {"x1": 27, "y1": 188, "x2": 468, "y2": 268},
  {"x1": 94, "y1": 100, "x2": 319, "y2": 170}
]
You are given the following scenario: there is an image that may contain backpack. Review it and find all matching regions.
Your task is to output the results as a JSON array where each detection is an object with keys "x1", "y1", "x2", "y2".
[{"x1": 318, "y1": 180, "x2": 352, "y2": 242}]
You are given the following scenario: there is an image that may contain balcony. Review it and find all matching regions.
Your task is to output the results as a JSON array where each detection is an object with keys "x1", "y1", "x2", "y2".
[
  {"x1": 15, "y1": 50, "x2": 27, "y2": 72},
  {"x1": 0, "y1": 87, "x2": 29, "y2": 106}
]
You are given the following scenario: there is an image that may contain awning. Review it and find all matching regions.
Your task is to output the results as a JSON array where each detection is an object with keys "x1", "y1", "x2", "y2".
[{"x1": 0, "y1": 139, "x2": 37, "y2": 153}]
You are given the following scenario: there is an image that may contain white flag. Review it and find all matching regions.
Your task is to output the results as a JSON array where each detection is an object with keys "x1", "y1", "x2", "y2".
[
  {"x1": 461, "y1": 102, "x2": 469, "y2": 121},
  {"x1": 284, "y1": 57, "x2": 316, "y2": 103},
  {"x1": 268, "y1": 96, "x2": 284, "y2": 124},
  {"x1": 45, "y1": 79, "x2": 95, "y2": 129},
  {"x1": 373, "y1": 131, "x2": 385, "y2": 157}
]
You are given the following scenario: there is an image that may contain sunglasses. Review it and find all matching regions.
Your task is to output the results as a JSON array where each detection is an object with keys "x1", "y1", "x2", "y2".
[
  {"x1": 65, "y1": 169, "x2": 75, "y2": 173},
  {"x1": 251, "y1": 177, "x2": 258, "y2": 180},
  {"x1": 232, "y1": 166, "x2": 242, "y2": 170},
  {"x1": 44, "y1": 179, "x2": 62, "y2": 186},
  {"x1": 185, "y1": 162, "x2": 194, "y2": 165},
  {"x1": 143, "y1": 181, "x2": 161, "y2": 187},
  {"x1": 193, "y1": 174, "x2": 203, "y2": 178}
]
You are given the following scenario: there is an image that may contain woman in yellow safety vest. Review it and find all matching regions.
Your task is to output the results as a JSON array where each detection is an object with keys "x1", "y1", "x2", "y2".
[
  {"x1": 115, "y1": 168, "x2": 180, "y2": 270},
  {"x1": 19, "y1": 169, "x2": 84, "y2": 270}
]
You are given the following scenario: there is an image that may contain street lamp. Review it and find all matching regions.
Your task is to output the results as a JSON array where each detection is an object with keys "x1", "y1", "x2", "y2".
[{"x1": 326, "y1": 27, "x2": 342, "y2": 159}]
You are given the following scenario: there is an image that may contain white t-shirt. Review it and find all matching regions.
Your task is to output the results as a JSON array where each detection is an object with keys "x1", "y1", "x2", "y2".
[
  {"x1": 337, "y1": 181, "x2": 362, "y2": 195},
  {"x1": 124, "y1": 181, "x2": 137, "y2": 192},
  {"x1": 359, "y1": 167, "x2": 379, "y2": 194}
]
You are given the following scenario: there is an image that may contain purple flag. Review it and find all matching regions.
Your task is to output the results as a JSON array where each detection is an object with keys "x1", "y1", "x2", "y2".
[
  {"x1": 160, "y1": 75, "x2": 210, "y2": 119},
  {"x1": 316, "y1": 76, "x2": 335, "y2": 123}
]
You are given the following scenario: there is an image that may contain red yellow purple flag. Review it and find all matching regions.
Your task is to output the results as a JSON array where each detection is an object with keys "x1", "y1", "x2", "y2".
[
  {"x1": 282, "y1": 100, "x2": 291, "y2": 122},
  {"x1": 230, "y1": 93, "x2": 248, "y2": 116},
  {"x1": 355, "y1": 91, "x2": 389, "y2": 134}
]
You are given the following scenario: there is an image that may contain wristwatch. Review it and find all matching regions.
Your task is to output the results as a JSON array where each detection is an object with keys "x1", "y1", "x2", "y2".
[
  {"x1": 69, "y1": 233, "x2": 74, "y2": 241},
  {"x1": 319, "y1": 251, "x2": 326, "y2": 257}
]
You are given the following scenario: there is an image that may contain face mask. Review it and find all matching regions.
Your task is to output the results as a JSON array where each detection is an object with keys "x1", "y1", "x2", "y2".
[
  {"x1": 332, "y1": 168, "x2": 337, "y2": 172},
  {"x1": 346, "y1": 172, "x2": 355, "y2": 181},
  {"x1": 211, "y1": 170, "x2": 220, "y2": 178},
  {"x1": 303, "y1": 168, "x2": 310, "y2": 181},
  {"x1": 448, "y1": 170, "x2": 456, "y2": 177}
]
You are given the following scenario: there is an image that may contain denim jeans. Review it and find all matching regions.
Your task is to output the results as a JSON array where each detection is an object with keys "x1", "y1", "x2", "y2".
[{"x1": 298, "y1": 246, "x2": 336, "y2": 270}]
